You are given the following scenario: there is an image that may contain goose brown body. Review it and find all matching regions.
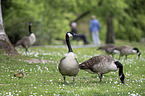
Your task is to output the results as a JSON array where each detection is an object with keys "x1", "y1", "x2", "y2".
[
  {"x1": 80, "y1": 55, "x2": 117, "y2": 73},
  {"x1": 79, "y1": 55, "x2": 125, "y2": 84},
  {"x1": 15, "y1": 34, "x2": 35, "y2": 48},
  {"x1": 59, "y1": 53, "x2": 79, "y2": 77},
  {"x1": 15, "y1": 22, "x2": 36, "y2": 52},
  {"x1": 98, "y1": 44, "x2": 119, "y2": 57},
  {"x1": 59, "y1": 32, "x2": 79, "y2": 84},
  {"x1": 115, "y1": 45, "x2": 141, "y2": 59}
]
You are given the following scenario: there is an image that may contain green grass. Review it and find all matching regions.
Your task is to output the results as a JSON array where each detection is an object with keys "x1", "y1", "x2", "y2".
[{"x1": 0, "y1": 41, "x2": 145, "y2": 95}]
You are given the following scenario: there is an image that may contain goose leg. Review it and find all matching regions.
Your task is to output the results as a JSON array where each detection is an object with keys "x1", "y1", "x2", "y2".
[
  {"x1": 25, "y1": 48, "x2": 28, "y2": 53},
  {"x1": 125, "y1": 55, "x2": 127, "y2": 60},
  {"x1": 25, "y1": 48, "x2": 29, "y2": 55},
  {"x1": 73, "y1": 76, "x2": 76, "y2": 85},
  {"x1": 25, "y1": 47, "x2": 29, "y2": 55},
  {"x1": 98, "y1": 73, "x2": 103, "y2": 83},
  {"x1": 63, "y1": 76, "x2": 66, "y2": 85}
]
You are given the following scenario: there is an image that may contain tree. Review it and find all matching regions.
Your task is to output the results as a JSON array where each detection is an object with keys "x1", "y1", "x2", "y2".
[
  {"x1": 98, "y1": 0, "x2": 128, "y2": 44},
  {"x1": 106, "y1": 12, "x2": 115, "y2": 43},
  {"x1": 0, "y1": 0, "x2": 18, "y2": 55},
  {"x1": 2, "y1": 0, "x2": 145, "y2": 45}
]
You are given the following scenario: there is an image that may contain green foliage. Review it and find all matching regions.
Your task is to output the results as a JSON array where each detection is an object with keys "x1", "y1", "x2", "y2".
[
  {"x1": 2, "y1": 0, "x2": 145, "y2": 45},
  {"x1": 2, "y1": 0, "x2": 39, "y2": 44},
  {"x1": 0, "y1": 41, "x2": 145, "y2": 95}
]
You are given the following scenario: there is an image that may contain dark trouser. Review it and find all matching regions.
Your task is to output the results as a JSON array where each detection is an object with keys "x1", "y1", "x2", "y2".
[{"x1": 73, "y1": 34, "x2": 89, "y2": 44}]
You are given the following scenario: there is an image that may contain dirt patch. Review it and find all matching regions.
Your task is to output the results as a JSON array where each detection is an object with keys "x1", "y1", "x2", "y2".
[{"x1": 22, "y1": 58, "x2": 54, "y2": 64}]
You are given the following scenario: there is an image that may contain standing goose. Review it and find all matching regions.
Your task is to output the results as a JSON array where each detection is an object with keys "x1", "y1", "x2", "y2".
[
  {"x1": 98, "y1": 44, "x2": 119, "y2": 57},
  {"x1": 15, "y1": 22, "x2": 36, "y2": 52},
  {"x1": 79, "y1": 55, "x2": 125, "y2": 84},
  {"x1": 59, "y1": 32, "x2": 79, "y2": 85},
  {"x1": 115, "y1": 45, "x2": 141, "y2": 60}
]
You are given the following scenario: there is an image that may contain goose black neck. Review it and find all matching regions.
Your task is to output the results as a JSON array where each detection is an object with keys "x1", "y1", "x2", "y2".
[
  {"x1": 119, "y1": 65, "x2": 123, "y2": 76},
  {"x1": 29, "y1": 25, "x2": 32, "y2": 34},
  {"x1": 115, "y1": 61, "x2": 125, "y2": 84},
  {"x1": 66, "y1": 34, "x2": 73, "y2": 53},
  {"x1": 114, "y1": 61, "x2": 123, "y2": 76},
  {"x1": 133, "y1": 48, "x2": 140, "y2": 53}
]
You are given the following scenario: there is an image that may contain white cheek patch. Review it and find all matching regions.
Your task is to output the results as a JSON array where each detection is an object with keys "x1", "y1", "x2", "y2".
[
  {"x1": 119, "y1": 75, "x2": 122, "y2": 78},
  {"x1": 132, "y1": 50, "x2": 137, "y2": 53},
  {"x1": 67, "y1": 33, "x2": 73, "y2": 37}
]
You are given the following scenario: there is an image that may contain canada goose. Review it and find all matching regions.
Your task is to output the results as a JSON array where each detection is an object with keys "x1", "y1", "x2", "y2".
[
  {"x1": 14, "y1": 72, "x2": 25, "y2": 78},
  {"x1": 98, "y1": 44, "x2": 119, "y2": 57},
  {"x1": 15, "y1": 22, "x2": 36, "y2": 52},
  {"x1": 79, "y1": 55, "x2": 125, "y2": 84},
  {"x1": 115, "y1": 45, "x2": 141, "y2": 60},
  {"x1": 59, "y1": 32, "x2": 79, "y2": 85}
]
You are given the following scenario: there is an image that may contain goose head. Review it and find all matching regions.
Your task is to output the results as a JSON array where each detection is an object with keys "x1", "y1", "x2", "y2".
[
  {"x1": 119, "y1": 73, "x2": 125, "y2": 84},
  {"x1": 66, "y1": 32, "x2": 78, "y2": 53},
  {"x1": 28, "y1": 22, "x2": 32, "y2": 26},
  {"x1": 79, "y1": 62, "x2": 89, "y2": 69},
  {"x1": 79, "y1": 63, "x2": 86, "y2": 69},
  {"x1": 133, "y1": 48, "x2": 141, "y2": 58},
  {"x1": 66, "y1": 32, "x2": 78, "y2": 38}
]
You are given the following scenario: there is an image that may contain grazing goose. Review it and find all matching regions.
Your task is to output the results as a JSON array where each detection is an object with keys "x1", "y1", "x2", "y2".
[
  {"x1": 15, "y1": 22, "x2": 36, "y2": 52},
  {"x1": 59, "y1": 32, "x2": 79, "y2": 85},
  {"x1": 14, "y1": 72, "x2": 25, "y2": 78},
  {"x1": 79, "y1": 55, "x2": 125, "y2": 84},
  {"x1": 98, "y1": 44, "x2": 119, "y2": 57},
  {"x1": 115, "y1": 45, "x2": 141, "y2": 60}
]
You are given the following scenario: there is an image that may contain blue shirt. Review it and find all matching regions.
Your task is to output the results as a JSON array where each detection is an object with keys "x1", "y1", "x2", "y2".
[{"x1": 90, "y1": 19, "x2": 101, "y2": 32}]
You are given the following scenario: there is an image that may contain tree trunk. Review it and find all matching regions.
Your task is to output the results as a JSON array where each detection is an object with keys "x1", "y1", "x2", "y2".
[
  {"x1": 0, "y1": 0, "x2": 18, "y2": 55},
  {"x1": 106, "y1": 12, "x2": 115, "y2": 44}
]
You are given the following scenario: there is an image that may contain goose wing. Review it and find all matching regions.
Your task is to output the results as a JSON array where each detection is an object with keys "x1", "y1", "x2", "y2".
[
  {"x1": 80, "y1": 55, "x2": 114, "y2": 69},
  {"x1": 16, "y1": 36, "x2": 30, "y2": 46}
]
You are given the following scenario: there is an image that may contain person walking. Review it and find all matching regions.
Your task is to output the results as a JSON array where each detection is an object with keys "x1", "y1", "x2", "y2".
[{"x1": 90, "y1": 15, "x2": 101, "y2": 46}]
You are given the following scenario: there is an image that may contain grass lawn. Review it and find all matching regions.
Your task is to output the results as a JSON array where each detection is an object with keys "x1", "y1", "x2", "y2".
[{"x1": 0, "y1": 40, "x2": 145, "y2": 95}]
